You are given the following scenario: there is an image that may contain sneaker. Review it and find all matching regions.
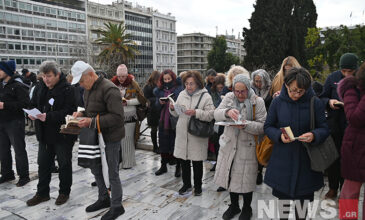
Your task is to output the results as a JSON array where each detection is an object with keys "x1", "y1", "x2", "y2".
[
  {"x1": 16, "y1": 177, "x2": 30, "y2": 187},
  {"x1": 222, "y1": 204, "x2": 241, "y2": 220},
  {"x1": 55, "y1": 194, "x2": 69, "y2": 205},
  {"x1": 325, "y1": 189, "x2": 338, "y2": 200},
  {"x1": 101, "y1": 205, "x2": 125, "y2": 220},
  {"x1": 239, "y1": 206, "x2": 252, "y2": 220},
  {"x1": 194, "y1": 187, "x2": 202, "y2": 196},
  {"x1": 0, "y1": 175, "x2": 15, "y2": 184},
  {"x1": 256, "y1": 172, "x2": 263, "y2": 185},
  {"x1": 217, "y1": 187, "x2": 226, "y2": 192},
  {"x1": 85, "y1": 199, "x2": 110, "y2": 212},
  {"x1": 26, "y1": 194, "x2": 50, "y2": 206},
  {"x1": 178, "y1": 185, "x2": 192, "y2": 195}
]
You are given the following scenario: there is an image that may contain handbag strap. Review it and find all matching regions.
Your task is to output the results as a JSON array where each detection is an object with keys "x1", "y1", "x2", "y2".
[
  {"x1": 96, "y1": 114, "x2": 101, "y2": 134},
  {"x1": 310, "y1": 96, "x2": 315, "y2": 130},
  {"x1": 194, "y1": 92, "x2": 207, "y2": 109}
]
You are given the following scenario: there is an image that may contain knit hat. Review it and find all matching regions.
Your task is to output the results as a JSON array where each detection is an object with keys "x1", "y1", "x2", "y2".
[
  {"x1": 117, "y1": 64, "x2": 128, "y2": 76},
  {"x1": 0, "y1": 60, "x2": 16, "y2": 77},
  {"x1": 339, "y1": 53, "x2": 358, "y2": 70}
]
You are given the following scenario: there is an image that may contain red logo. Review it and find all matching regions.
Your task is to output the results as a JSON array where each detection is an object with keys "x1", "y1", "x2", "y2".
[{"x1": 339, "y1": 199, "x2": 358, "y2": 219}]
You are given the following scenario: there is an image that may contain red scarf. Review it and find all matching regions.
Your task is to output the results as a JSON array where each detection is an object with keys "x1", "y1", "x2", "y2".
[{"x1": 111, "y1": 74, "x2": 133, "y2": 87}]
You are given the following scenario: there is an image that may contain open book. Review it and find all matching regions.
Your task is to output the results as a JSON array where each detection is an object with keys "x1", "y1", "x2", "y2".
[
  {"x1": 280, "y1": 126, "x2": 307, "y2": 141},
  {"x1": 60, "y1": 115, "x2": 84, "y2": 135},
  {"x1": 160, "y1": 93, "x2": 186, "y2": 115}
]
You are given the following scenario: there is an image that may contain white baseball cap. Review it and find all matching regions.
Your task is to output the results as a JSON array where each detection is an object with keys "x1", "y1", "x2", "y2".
[{"x1": 71, "y1": 61, "x2": 94, "y2": 85}]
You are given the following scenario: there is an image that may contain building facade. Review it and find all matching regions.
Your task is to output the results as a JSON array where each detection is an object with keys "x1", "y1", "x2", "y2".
[
  {"x1": 87, "y1": 1, "x2": 124, "y2": 69},
  {"x1": 177, "y1": 33, "x2": 214, "y2": 75},
  {"x1": 153, "y1": 11, "x2": 177, "y2": 73},
  {"x1": 223, "y1": 34, "x2": 246, "y2": 62},
  {"x1": 0, "y1": 0, "x2": 87, "y2": 73}
]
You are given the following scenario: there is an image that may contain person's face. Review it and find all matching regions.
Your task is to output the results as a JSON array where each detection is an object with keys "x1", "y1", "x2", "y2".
[
  {"x1": 341, "y1": 69, "x2": 356, "y2": 77},
  {"x1": 26, "y1": 71, "x2": 31, "y2": 77},
  {"x1": 284, "y1": 64, "x2": 293, "y2": 76},
  {"x1": 185, "y1": 77, "x2": 198, "y2": 94},
  {"x1": 163, "y1": 74, "x2": 172, "y2": 84},
  {"x1": 117, "y1": 72, "x2": 128, "y2": 84},
  {"x1": 286, "y1": 80, "x2": 306, "y2": 101},
  {"x1": 254, "y1": 75, "x2": 262, "y2": 89},
  {"x1": 233, "y1": 82, "x2": 248, "y2": 102},
  {"x1": 79, "y1": 72, "x2": 94, "y2": 90},
  {"x1": 207, "y1": 75, "x2": 215, "y2": 84},
  {"x1": 42, "y1": 72, "x2": 60, "y2": 89},
  {"x1": 0, "y1": 69, "x2": 7, "y2": 80},
  {"x1": 216, "y1": 83, "x2": 224, "y2": 93}
]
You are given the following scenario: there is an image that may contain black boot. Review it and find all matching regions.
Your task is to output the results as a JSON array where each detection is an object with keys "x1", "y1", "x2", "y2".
[
  {"x1": 101, "y1": 205, "x2": 125, "y2": 220},
  {"x1": 256, "y1": 172, "x2": 263, "y2": 185},
  {"x1": 175, "y1": 161, "x2": 181, "y2": 177},
  {"x1": 85, "y1": 199, "x2": 110, "y2": 212},
  {"x1": 155, "y1": 161, "x2": 167, "y2": 176}
]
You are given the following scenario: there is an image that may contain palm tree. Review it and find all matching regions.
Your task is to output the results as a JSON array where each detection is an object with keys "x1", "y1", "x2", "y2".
[{"x1": 95, "y1": 21, "x2": 139, "y2": 77}]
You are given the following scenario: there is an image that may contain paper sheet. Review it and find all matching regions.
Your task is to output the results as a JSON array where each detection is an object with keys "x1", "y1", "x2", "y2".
[
  {"x1": 215, "y1": 121, "x2": 248, "y2": 126},
  {"x1": 23, "y1": 108, "x2": 42, "y2": 118}
]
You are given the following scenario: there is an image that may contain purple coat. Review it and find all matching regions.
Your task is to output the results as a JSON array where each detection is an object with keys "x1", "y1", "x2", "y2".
[{"x1": 337, "y1": 76, "x2": 365, "y2": 182}]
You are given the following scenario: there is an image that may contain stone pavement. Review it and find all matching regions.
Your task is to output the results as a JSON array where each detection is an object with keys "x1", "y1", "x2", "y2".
[{"x1": 0, "y1": 124, "x2": 363, "y2": 220}]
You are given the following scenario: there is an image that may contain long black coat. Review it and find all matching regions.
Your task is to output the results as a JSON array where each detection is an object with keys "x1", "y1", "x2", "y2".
[
  {"x1": 143, "y1": 84, "x2": 160, "y2": 127},
  {"x1": 31, "y1": 74, "x2": 77, "y2": 145},
  {"x1": 0, "y1": 74, "x2": 30, "y2": 122}
]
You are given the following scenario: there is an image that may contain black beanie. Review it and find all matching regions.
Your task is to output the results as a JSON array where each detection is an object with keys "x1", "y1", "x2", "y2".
[{"x1": 339, "y1": 53, "x2": 358, "y2": 70}]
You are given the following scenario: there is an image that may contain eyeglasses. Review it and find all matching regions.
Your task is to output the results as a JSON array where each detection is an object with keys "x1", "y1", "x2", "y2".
[
  {"x1": 286, "y1": 85, "x2": 305, "y2": 95},
  {"x1": 233, "y1": 89, "x2": 247, "y2": 95}
]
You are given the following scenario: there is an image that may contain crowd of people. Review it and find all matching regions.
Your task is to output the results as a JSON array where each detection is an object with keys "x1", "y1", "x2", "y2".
[{"x1": 0, "y1": 52, "x2": 364, "y2": 220}]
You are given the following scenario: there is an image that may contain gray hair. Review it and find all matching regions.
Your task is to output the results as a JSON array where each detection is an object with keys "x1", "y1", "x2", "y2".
[
  {"x1": 251, "y1": 69, "x2": 272, "y2": 88},
  {"x1": 39, "y1": 61, "x2": 61, "y2": 75}
]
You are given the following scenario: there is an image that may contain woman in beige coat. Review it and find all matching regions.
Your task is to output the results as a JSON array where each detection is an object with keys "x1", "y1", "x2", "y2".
[
  {"x1": 170, "y1": 70, "x2": 215, "y2": 196},
  {"x1": 214, "y1": 74, "x2": 266, "y2": 220}
]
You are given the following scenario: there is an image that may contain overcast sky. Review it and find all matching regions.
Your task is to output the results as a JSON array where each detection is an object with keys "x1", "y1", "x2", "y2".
[{"x1": 91, "y1": 0, "x2": 365, "y2": 37}]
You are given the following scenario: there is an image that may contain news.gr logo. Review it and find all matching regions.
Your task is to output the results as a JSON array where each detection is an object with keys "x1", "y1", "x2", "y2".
[{"x1": 257, "y1": 199, "x2": 358, "y2": 219}]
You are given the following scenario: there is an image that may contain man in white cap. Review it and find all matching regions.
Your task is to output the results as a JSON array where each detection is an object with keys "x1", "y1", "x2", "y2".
[{"x1": 71, "y1": 61, "x2": 125, "y2": 220}]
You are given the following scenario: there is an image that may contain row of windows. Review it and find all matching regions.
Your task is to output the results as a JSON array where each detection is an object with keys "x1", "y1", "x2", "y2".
[
  {"x1": 89, "y1": 6, "x2": 122, "y2": 19},
  {"x1": 125, "y1": 14, "x2": 152, "y2": 25},
  {"x1": 1, "y1": 0, "x2": 86, "y2": 22},
  {"x1": 156, "y1": 43, "x2": 175, "y2": 53},
  {"x1": 125, "y1": 20, "x2": 151, "y2": 30},
  {"x1": 156, "y1": 55, "x2": 175, "y2": 64},
  {"x1": 0, "y1": 41, "x2": 86, "y2": 55},
  {"x1": 0, "y1": 26, "x2": 86, "y2": 43},
  {"x1": 0, "y1": 12, "x2": 86, "y2": 33},
  {"x1": 156, "y1": 31, "x2": 176, "y2": 42},
  {"x1": 155, "y1": 19, "x2": 175, "y2": 31}
]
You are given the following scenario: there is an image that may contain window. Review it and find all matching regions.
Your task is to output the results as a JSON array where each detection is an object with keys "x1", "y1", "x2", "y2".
[
  {"x1": 22, "y1": 44, "x2": 27, "y2": 50},
  {"x1": 115, "y1": 12, "x2": 119, "y2": 18},
  {"x1": 108, "y1": 10, "x2": 113, "y2": 17},
  {"x1": 91, "y1": 7, "x2": 97, "y2": 14},
  {"x1": 156, "y1": 20, "x2": 158, "y2": 27},
  {"x1": 29, "y1": 58, "x2": 34, "y2": 64},
  {"x1": 23, "y1": 58, "x2": 28, "y2": 64},
  {"x1": 8, "y1": 43, "x2": 13, "y2": 49},
  {"x1": 100, "y1": 8, "x2": 105, "y2": 16},
  {"x1": 16, "y1": 58, "x2": 21, "y2": 65},
  {"x1": 29, "y1": 45, "x2": 34, "y2": 51}
]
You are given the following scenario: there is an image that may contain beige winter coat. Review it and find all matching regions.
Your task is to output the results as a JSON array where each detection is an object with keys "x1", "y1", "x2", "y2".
[
  {"x1": 171, "y1": 88, "x2": 215, "y2": 161},
  {"x1": 213, "y1": 92, "x2": 266, "y2": 193}
]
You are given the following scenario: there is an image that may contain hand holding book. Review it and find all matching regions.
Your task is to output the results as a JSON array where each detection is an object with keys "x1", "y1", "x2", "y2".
[{"x1": 280, "y1": 126, "x2": 313, "y2": 143}]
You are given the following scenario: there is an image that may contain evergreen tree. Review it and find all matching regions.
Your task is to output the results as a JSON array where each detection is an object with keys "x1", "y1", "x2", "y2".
[{"x1": 243, "y1": 0, "x2": 317, "y2": 73}]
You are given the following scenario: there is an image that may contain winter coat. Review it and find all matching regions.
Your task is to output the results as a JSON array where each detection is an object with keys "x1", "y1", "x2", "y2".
[
  {"x1": 171, "y1": 88, "x2": 215, "y2": 161},
  {"x1": 154, "y1": 85, "x2": 183, "y2": 153},
  {"x1": 319, "y1": 70, "x2": 347, "y2": 136},
  {"x1": 0, "y1": 74, "x2": 30, "y2": 122},
  {"x1": 143, "y1": 83, "x2": 160, "y2": 126},
  {"x1": 31, "y1": 74, "x2": 77, "y2": 145},
  {"x1": 264, "y1": 85, "x2": 329, "y2": 198},
  {"x1": 213, "y1": 92, "x2": 266, "y2": 193},
  {"x1": 337, "y1": 76, "x2": 365, "y2": 182},
  {"x1": 83, "y1": 77, "x2": 125, "y2": 143}
]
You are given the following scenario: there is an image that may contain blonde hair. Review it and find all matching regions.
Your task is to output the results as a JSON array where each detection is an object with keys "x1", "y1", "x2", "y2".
[
  {"x1": 270, "y1": 56, "x2": 301, "y2": 95},
  {"x1": 225, "y1": 65, "x2": 250, "y2": 88}
]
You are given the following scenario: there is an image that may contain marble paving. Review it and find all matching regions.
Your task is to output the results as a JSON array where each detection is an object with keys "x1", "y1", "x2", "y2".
[{"x1": 0, "y1": 124, "x2": 363, "y2": 220}]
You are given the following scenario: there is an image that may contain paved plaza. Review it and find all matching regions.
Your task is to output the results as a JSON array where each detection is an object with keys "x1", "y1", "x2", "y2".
[{"x1": 0, "y1": 123, "x2": 363, "y2": 220}]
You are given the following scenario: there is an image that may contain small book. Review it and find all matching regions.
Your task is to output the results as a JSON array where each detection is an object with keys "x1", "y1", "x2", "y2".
[
  {"x1": 334, "y1": 101, "x2": 344, "y2": 107},
  {"x1": 60, "y1": 115, "x2": 84, "y2": 135},
  {"x1": 159, "y1": 93, "x2": 174, "y2": 102},
  {"x1": 280, "y1": 126, "x2": 307, "y2": 141}
]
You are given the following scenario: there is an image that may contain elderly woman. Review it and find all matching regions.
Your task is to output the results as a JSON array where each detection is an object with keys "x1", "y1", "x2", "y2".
[
  {"x1": 225, "y1": 65, "x2": 250, "y2": 91},
  {"x1": 170, "y1": 70, "x2": 215, "y2": 196},
  {"x1": 214, "y1": 74, "x2": 266, "y2": 220},
  {"x1": 251, "y1": 69, "x2": 272, "y2": 110},
  {"x1": 111, "y1": 64, "x2": 147, "y2": 169},
  {"x1": 264, "y1": 68, "x2": 329, "y2": 220}
]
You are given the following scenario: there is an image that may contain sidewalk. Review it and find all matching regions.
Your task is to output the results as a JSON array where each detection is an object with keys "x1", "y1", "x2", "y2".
[{"x1": 0, "y1": 122, "x2": 362, "y2": 219}]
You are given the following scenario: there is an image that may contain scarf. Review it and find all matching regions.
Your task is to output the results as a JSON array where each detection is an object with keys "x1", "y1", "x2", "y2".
[
  {"x1": 161, "y1": 86, "x2": 175, "y2": 130},
  {"x1": 121, "y1": 74, "x2": 133, "y2": 87}
]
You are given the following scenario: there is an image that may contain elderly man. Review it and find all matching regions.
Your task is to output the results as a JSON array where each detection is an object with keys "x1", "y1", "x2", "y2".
[
  {"x1": 71, "y1": 61, "x2": 125, "y2": 220},
  {"x1": 26, "y1": 61, "x2": 77, "y2": 206},
  {"x1": 0, "y1": 60, "x2": 30, "y2": 186}
]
